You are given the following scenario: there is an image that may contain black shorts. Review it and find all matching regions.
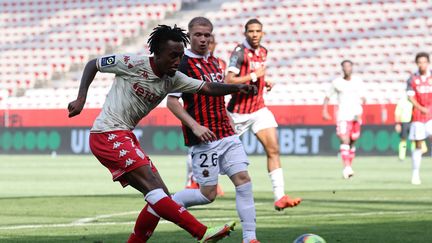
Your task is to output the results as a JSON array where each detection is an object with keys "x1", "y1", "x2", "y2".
[{"x1": 400, "y1": 122, "x2": 411, "y2": 139}]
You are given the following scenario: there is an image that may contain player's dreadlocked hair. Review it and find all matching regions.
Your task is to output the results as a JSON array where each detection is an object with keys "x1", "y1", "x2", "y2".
[{"x1": 147, "y1": 25, "x2": 189, "y2": 54}]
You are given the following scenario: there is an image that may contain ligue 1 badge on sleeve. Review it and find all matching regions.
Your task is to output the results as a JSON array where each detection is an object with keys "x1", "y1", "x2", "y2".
[{"x1": 101, "y1": 55, "x2": 116, "y2": 67}]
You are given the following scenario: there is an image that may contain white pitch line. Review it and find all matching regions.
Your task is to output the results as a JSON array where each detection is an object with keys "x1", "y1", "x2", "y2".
[
  {"x1": 1, "y1": 210, "x2": 431, "y2": 231},
  {"x1": 73, "y1": 211, "x2": 139, "y2": 224}
]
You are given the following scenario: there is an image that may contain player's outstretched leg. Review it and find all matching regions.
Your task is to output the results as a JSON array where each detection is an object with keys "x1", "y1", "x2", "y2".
[
  {"x1": 256, "y1": 128, "x2": 301, "y2": 210},
  {"x1": 124, "y1": 166, "x2": 234, "y2": 242}
]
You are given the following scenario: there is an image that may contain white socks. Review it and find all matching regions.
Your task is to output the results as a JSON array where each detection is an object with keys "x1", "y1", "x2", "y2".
[
  {"x1": 268, "y1": 168, "x2": 285, "y2": 201},
  {"x1": 412, "y1": 148, "x2": 422, "y2": 179},
  {"x1": 145, "y1": 188, "x2": 167, "y2": 205},
  {"x1": 172, "y1": 189, "x2": 211, "y2": 208},
  {"x1": 235, "y1": 182, "x2": 257, "y2": 242}
]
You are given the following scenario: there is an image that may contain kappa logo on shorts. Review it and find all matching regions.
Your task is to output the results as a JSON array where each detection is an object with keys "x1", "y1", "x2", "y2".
[
  {"x1": 101, "y1": 55, "x2": 116, "y2": 67},
  {"x1": 125, "y1": 136, "x2": 135, "y2": 147},
  {"x1": 202, "y1": 169, "x2": 209, "y2": 178},
  {"x1": 107, "y1": 134, "x2": 117, "y2": 141},
  {"x1": 119, "y1": 149, "x2": 129, "y2": 158},
  {"x1": 125, "y1": 158, "x2": 135, "y2": 167},
  {"x1": 113, "y1": 141, "x2": 123, "y2": 149}
]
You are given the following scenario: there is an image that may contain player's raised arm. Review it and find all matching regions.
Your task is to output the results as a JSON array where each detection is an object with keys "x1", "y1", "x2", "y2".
[
  {"x1": 67, "y1": 58, "x2": 98, "y2": 117},
  {"x1": 167, "y1": 95, "x2": 216, "y2": 143}
]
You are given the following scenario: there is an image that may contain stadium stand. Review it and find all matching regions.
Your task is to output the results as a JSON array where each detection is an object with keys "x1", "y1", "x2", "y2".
[{"x1": 1, "y1": 0, "x2": 431, "y2": 109}]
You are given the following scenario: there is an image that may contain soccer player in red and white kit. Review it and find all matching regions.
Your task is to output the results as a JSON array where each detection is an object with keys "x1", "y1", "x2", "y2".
[
  {"x1": 226, "y1": 18, "x2": 301, "y2": 210},
  {"x1": 407, "y1": 52, "x2": 432, "y2": 185},
  {"x1": 323, "y1": 60, "x2": 366, "y2": 179},
  {"x1": 167, "y1": 17, "x2": 260, "y2": 243},
  {"x1": 67, "y1": 25, "x2": 257, "y2": 243}
]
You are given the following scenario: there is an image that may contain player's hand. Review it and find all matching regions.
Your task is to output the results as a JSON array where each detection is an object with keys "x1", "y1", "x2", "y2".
[
  {"x1": 265, "y1": 81, "x2": 274, "y2": 91},
  {"x1": 395, "y1": 124, "x2": 402, "y2": 133},
  {"x1": 238, "y1": 84, "x2": 258, "y2": 95},
  {"x1": 192, "y1": 125, "x2": 217, "y2": 143},
  {"x1": 322, "y1": 110, "x2": 332, "y2": 120},
  {"x1": 419, "y1": 106, "x2": 429, "y2": 114},
  {"x1": 67, "y1": 97, "x2": 86, "y2": 117},
  {"x1": 254, "y1": 66, "x2": 266, "y2": 78}
]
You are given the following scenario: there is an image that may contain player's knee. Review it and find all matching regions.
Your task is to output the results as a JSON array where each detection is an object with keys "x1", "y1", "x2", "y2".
[
  {"x1": 231, "y1": 171, "x2": 251, "y2": 186},
  {"x1": 200, "y1": 186, "x2": 217, "y2": 202},
  {"x1": 266, "y1": 143, "x2": 280, "y2": 157}
]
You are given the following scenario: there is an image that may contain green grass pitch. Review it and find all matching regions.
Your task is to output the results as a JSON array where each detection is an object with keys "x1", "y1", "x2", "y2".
[{"x1": 0, "y1": 155, "x2": 431, "y2": 242}]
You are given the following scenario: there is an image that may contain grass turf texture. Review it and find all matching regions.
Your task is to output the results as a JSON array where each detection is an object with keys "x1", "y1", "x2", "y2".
[{"x1": 0, "y1": 155, "x2": 431, "y2": 242}]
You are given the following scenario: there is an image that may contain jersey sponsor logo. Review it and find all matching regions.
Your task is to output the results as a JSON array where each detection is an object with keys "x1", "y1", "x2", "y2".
[
  {"x1": 101, "y1": 55, "x2": 116, "y2": 67},
  {"x1": 250, "y1": 61, "x2": 265, "y2": 69},
  {"x1": 123, "y1": 55, "x2": 130, "y2": 64},
  {"x1": 132, "y1": 83, "x2": 161, "y2": 103},
  {"x1": 200, "y1": 72, "x2": 224, "y2": 83},
  {"x1": 416, "y1": 85, "x2": 432, "y2": 94}
]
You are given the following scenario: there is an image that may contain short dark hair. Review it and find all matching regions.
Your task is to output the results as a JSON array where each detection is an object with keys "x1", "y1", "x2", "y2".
[
  {"x1": 147, "y1": 25, "x2": 189, "y2": 54},
  {"x1": 415, "y1": 52, "x2": 430, "y2": 62},
  {"x1": 188, "y1": 17, "x2": 213, "y2": 32},
  {"x1": 341, "y1": 60, "x2": 353, "y2": 66},
  {"x1": 244, "y1": 18, "x2": 262, "y2": 32}
]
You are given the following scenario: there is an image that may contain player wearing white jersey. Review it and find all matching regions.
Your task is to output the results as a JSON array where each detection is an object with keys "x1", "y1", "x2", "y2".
[
  {"x1": 67, "y1": 25, "x2": 257, "y2": 243},
  {"x1": 323, "y1": 60, "x2": 366, "y2": 179}
]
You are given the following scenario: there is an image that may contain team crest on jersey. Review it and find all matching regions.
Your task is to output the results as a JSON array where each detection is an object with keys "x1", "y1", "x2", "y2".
[
  {"x1": 101, "y1": 55, "x2": 116, "y2": 67},
  {"x1": 248, "y1": 52, "x2": 253, "y2": 58},
  {"x1": 202, "y1": 169, "x2": 209, "y2": 178},
  {"x1": 135, "y1": 148, "x2": 145, "y2": 159}
]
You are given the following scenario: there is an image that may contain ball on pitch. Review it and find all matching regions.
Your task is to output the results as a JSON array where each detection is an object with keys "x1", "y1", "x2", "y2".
[{"x1": 293, "y1": 233, "x2": 326, "y2": 243}]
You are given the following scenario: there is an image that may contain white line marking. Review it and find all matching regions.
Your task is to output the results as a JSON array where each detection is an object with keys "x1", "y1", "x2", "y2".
[
  {"x1": 1, "y1": 210, "x2": 431, "y2": 230},
  {"x1": 73, "y1": 211, "x2": 139, "y2": 224}
]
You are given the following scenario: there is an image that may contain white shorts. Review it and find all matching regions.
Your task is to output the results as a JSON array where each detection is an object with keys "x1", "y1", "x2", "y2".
[
  {"x1": 190, "y1": 135, "x2": 249, "y2": 186},
  {"x1": 409, "y1": 121, "x2": 432, "y2": 141},
  {"x1": 228, "y1": 107, "x2": 278, "y2": 136}
]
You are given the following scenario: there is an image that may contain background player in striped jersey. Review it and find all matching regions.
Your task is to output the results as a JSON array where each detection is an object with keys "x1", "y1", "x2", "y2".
[
  {"x1": 406, "y1": 52, "x2": 432, "y2": 185},
  {"x1": 67, "y1": 25, "x2": 257, "y2": 243},
  {"x1": 167, "y1": 17, "x2": 260, "y2": 243},
  {"x1": 323, "y1": 60, "x2": 366, "y2": 179},
  {"x1": 226, "y1": 18, "x2": 301, "y2": 210},
  {"x1": 183, "y1": 33, "x2": 226, "y2": 196}
]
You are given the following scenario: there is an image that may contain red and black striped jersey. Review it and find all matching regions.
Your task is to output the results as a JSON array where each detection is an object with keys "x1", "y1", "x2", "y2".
[
  {"x1": 174, "y1": 50, "x2": 235, "y2": 146},
  {"x1": 406, "y1": 70, "x2": 432, "y2": 122},
  {"x1": 227, "y1": 40, "x2": 267, "y2": 114}
]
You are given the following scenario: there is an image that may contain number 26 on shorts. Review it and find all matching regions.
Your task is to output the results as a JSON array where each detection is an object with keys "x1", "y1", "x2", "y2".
[{"x1": 199, "y1": 152, "x2": 218, "y2": 168}]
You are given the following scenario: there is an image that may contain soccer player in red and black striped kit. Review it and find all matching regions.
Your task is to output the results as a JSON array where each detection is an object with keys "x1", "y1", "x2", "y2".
[
  {"x1": 168, "y1": 17, "x2": 260, "y2": 243},
  {"x1": 226, "y1": 19, "x2": 301, "y2": 210}
]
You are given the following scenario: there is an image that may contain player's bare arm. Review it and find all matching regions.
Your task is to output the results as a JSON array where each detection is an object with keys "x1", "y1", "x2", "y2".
[
  {"x1": 408, "y1": 95, "x2": 429, "y2": 114},
  {"x1": 198, "y1": 82, "x2": 257, "y2": 96},
  {"x1": 167, "y1": 96, "x2": 216, "y2": 143},
  {"x1": 225, "y1": 66, "x2": 266, "y2": 84},
  {"x1": 322, "y1": 96, "x2": 332, "y2": 120},
  {"x1": 68, "y1": 59, "x2": 98, "y2": 117}
]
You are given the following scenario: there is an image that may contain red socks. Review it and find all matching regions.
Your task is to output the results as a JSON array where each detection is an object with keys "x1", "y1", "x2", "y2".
[
  {"x1": 150, "y1": 196, "x2": 207, "y2": 239},
  {"x1": 127, "y1": 204, "x2": 160, "y2": 243},
  {"x1": 340, "y1": 144, "x2": 351, "y2": 167}
]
